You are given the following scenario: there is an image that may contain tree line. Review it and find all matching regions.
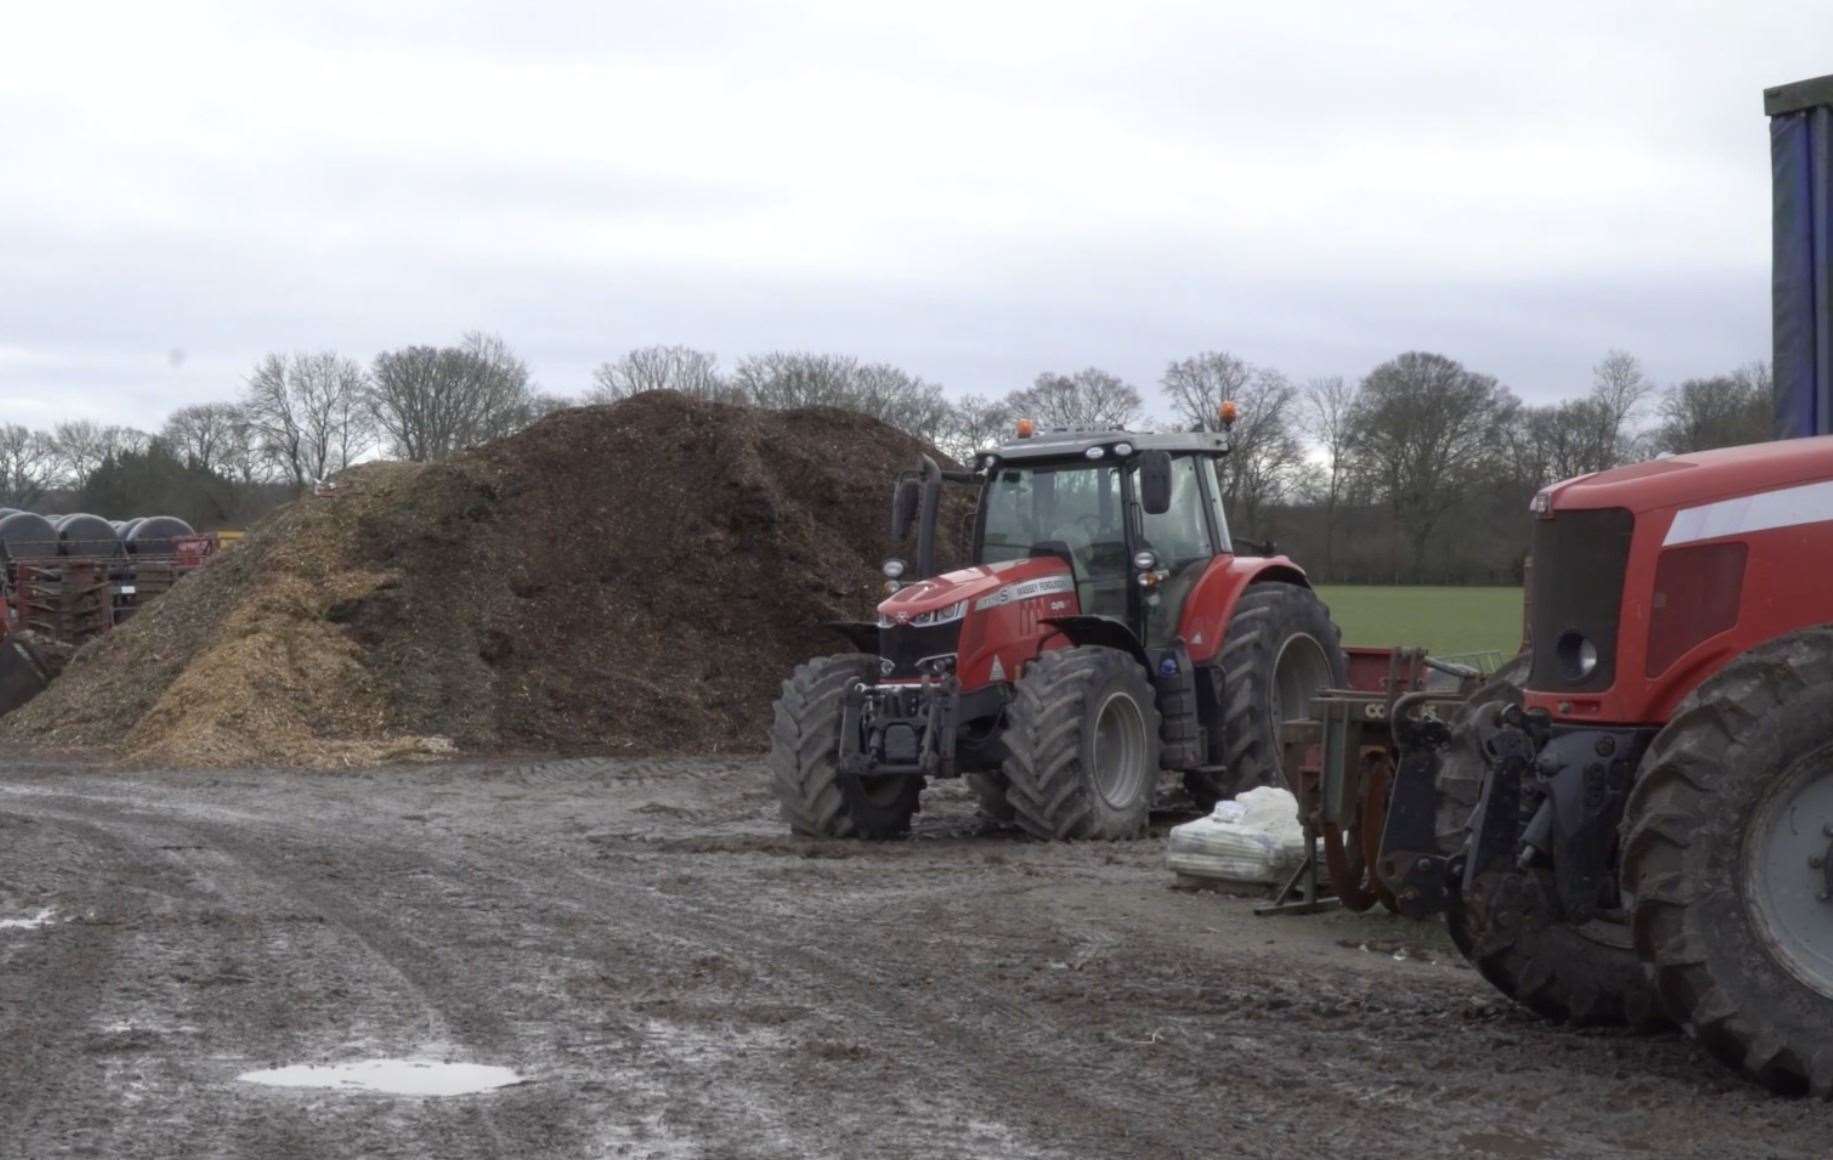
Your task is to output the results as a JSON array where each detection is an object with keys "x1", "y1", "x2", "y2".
[
  {"x1": 589, "y1": 343, "x2": 1775, "y2": 584},
  {"x1": 5, "y1": 337, "x2": 1776, "y2": 584}
]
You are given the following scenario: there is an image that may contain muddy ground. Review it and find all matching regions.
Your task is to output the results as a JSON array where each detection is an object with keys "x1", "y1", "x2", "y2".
[{"x1": 0, "y1": 758, "x2": 1825, "y2": 1159}]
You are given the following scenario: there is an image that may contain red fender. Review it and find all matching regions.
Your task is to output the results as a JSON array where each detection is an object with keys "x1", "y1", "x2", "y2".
[{"x1": 1175, "y1": 555, "x2": 1312, "y2": 666}]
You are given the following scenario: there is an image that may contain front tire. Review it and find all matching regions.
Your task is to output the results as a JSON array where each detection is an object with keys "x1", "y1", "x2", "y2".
[
  {"x1": 771, "y1": 654, "x2": 920, "y2": 840},
  {"x1": 1003, "y1": 647, "x2": 1162, "y2": 840},
  {"x1": 1438, "y1": 660, "x2": 1665, "y2": 1029},
  {"x1": 1185, "y1": 583, "x2": 1346, "y2": 811},
  {"x1": 1624, "y1": 628, "x2": 1833, "y2": 1095}
]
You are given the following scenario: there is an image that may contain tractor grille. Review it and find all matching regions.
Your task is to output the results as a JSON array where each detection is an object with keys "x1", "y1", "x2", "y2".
[
  {"x1": 1527, "y1": 507, "x2": 1635, "y2": 694},
  {"x1": 879, "y1": 622, "x2": 961, "y2": 679}
]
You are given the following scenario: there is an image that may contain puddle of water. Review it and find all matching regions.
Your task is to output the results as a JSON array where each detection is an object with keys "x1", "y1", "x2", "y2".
[
  {"x1": 237, "y1": 1059, "x2": 524, "y2": 1096},
  {"x1": 0, "y1": 908, "x2": 56, "y2": 930}
]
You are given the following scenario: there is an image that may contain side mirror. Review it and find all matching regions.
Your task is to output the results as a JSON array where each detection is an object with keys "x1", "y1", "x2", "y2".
[
  {"x1": 1139, "y1": 451, "x2": 1173, "y2": 516},
  {"x1": 890, "y1": 477, "x2": 920, "y2": 541}
]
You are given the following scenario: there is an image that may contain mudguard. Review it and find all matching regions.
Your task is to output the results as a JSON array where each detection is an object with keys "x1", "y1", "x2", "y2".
[
  {"x1": 1040, "y1": 615, "x2": 1148, "y2": 664},
  {"x1": 1176, "y1": 556, "x2": 1311, "y2": 666}
]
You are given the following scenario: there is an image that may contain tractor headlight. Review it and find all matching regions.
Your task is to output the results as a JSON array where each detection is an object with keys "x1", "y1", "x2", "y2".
[
  {"x1": 909, "y1": 599, "x2": 968, "y2": 627},
  {"x1": 1133, "y1": 550, "x2": 1158, "y2": 571},
  {"x1": 882, "y1": 558, "x2": 906, "y2": 580},
  {"x1": 1556, "y1": 631, "x2": 1598, "y2": 681}
]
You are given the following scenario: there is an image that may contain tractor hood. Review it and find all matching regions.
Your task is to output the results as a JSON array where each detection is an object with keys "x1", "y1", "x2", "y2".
[
  {"x1": 1544, "y1": 435, "x2": 1833, "y2": 514},
  {"x1": 876, "y1": 557, "x2": 1072, "y2": 626}
]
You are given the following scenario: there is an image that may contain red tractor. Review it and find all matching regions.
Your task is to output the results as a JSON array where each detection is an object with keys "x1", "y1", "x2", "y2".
[
  {"x1": 1379, "y1": 436, "x2": 1833, "y2": 1094},
  {"x1": 771, "y1": 420, "x2": 1346, "y2": 841}
]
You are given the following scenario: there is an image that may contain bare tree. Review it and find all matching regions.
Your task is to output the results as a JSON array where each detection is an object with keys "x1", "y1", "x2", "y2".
[
  {"x1": 849, "y1": 362, "x2": 953, "y2": 445},
  {"x1": 216, "y1": 409, "x2": 272, "y2": 488},
  {"x1": 368, "y1": 332, "x2": 535, "y2": 462},
  {"x1": 733, "y1": 352, "x2": 861, "y2": 409},
  {"x1": 1301, "y1": 376, "x2": 1358, "y2": 579},
  {"x1": 49, "y1": 421, "x2": 151, "y2": 490},
  {"x1": 1225, "y1": 380, "x2": 1303, "y2": 530},
  {"x1": 733, "y1": 351, "x2": 953, "y2": 443},
  {"x1": 1350, "y1": 352, "x2": 1517, "y2": 580},
  {"x1": 521, "y1": 393, "x2": 578, "y2": 423},
  {"x1": 0, "y1": 426, "x2": 56, "y2": 508},
  {"x1": 161, "y1": 403, "x2": 247, "y2": 474},
  {"x1": 1591, "y1": 349, "x2": 1654, "y2": 464},
  {"x1": 48, "y1": 420, "x2": 107, "y2": 488},
  {"x1": 1504, "y1": 397, "x2": 1623, "y2": 490},
  {"x1": 942, "y1": 394, "x2": 1015, "y2": 460},
  {"x1": 242, "y1": 350, "x2": 374, "y2": 487},
  {"x1": 1161, "y1": 355, "x2": 1304, "y2": 533},
  {"x1": 1007, "y1": 368, "x2": 1143, "y2": 430},
  {"x1": 1161, "y1": 350, "x2": 1252, "y2": 431},
  {"x1": 1654, "y1": 363, "x2": 1774, "y2": 454},
  {"x1": 589, "y1": 345, "x2": 731, "y2": 402}
]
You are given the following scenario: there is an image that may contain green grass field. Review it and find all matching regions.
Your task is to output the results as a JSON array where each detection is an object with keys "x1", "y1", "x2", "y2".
[{"x1": 1314, "y1": 585, "x2": 1523, "y2": 661}]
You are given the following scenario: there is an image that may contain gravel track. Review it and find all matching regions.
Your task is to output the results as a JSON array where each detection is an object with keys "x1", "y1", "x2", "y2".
[{"x1": 0, "y1": 757, "x2": 1826, "y2": 1158}]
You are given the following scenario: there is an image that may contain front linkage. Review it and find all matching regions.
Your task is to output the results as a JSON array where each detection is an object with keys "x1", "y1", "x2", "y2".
[
  {"x1": 1380, "y1": 704, "x2": 1655, "y2": 923},
  {"x1": 837, "y1": 676, "x2": 1009, "y2": 781}
]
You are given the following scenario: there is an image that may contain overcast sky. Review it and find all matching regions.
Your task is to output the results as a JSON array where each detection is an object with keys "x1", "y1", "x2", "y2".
[{"x1": 3, "y1": 1, "x2": 1828, "y2": 429}]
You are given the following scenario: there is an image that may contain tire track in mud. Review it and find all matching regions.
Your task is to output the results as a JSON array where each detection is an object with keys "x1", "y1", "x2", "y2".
[
  {"x1": 0, "y1": 777, "x2": 1587, "y2": 1159},
  {"x1": 465, "y1": 833, "x2": 1212, "y2": 1159},
  {"x1": 521, "y1": 824, "x2": 1708, "y2": 1160},
  {"x1": 4, "y1": 764, "x2": 1826, "y2": 1159},
  {"x1": 0, "y1": 783, "x2": 1078, "y2": 1158},
  {"x1": 0, "y1": 784, "x2": 911, "y2": 1158},
  {"x1": 183, "y1": 801, "x2": 1050, "y2": 1158},
  {"x1": 0, "y1": 795, "x2": 542, "y2": 1160},
  {"x1": 0, "y1": 808, "x2": 144, "y2": 1154}
]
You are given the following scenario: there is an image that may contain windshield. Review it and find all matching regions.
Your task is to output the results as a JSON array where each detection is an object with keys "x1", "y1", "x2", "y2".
[
  {"x1": 979, "y1": 464, "x2": 1130, "y2": 620},
  {"x1": 978, "y1": 455, "x2": 1222, "y2": 640}
]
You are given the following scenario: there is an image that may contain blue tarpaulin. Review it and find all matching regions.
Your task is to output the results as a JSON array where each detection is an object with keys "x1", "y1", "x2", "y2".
[{"x1": 1770, "y1": 76, "x2": 1833, "y2": 439}]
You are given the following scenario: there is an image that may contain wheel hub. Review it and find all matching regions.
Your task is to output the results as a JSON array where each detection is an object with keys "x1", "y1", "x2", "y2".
[
  {"x1": 1270, "y1": 632, "x2": 1335, "y2": 737},
  {"x1": 1744, "y1": 750, "x2": 1833, "y2": 998},
  {"x1": 1091, "y1": 691, "x2": 1148, "y2": 809}
]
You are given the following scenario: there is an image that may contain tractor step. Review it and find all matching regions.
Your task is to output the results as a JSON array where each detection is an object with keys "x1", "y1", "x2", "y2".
[{"x1": 1155, "y1": 645, "x2": 1204, "y2": 769}]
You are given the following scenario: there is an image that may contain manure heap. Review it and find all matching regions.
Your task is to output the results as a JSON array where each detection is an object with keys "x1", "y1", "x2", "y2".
[{"x1": 0, "y1": 393, "x2": 956, "y2": 767}]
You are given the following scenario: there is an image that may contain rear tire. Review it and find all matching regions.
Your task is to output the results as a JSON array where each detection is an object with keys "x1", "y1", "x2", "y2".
[
  {"x1": 771, "y1": 654, "x2": 920, "y2": 840},
  {"x1": 1185, "y1": 583, "x2": 1346, "y2": 811},
  {"x1": 1439, "y1": 659, "x2": 1666, "y2": 1029},
  {"x1": 1003, "y1": 646, "x2": 1161, "y2": 840},
  {"x1": 1624, "y1": 628, "x2": 1833, "y2": 1095}
]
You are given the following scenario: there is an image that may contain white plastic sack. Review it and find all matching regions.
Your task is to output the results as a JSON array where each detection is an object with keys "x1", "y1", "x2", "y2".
[{"x1": 1166, "y1": 786, "x2": 1307, "y2": 885}]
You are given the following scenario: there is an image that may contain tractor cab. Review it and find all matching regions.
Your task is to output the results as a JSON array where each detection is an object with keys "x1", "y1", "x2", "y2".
[{"x1": 892, "y1": 427, "x2": 1233, "y2": 653}]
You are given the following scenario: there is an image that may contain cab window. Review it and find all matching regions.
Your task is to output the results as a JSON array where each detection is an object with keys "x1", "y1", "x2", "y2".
[
  {"x1": 979, "y1": 464, "x2": 1129, "y2": 620},
  {"x1": 1137, "y1": 455, "x2": 1214, "y2": 567},
  {"x1": 1197, "y1": 456, "x2": 1232, "y2": 553}
]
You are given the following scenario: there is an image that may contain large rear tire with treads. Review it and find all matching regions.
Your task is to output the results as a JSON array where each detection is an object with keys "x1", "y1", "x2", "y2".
[
  {"x1": 1624, "y1": 628, "x2": 1833, "y2": 1095},
  {"x1": 1184, "y1": 583, "x2": 1345, "y2": 811}
]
